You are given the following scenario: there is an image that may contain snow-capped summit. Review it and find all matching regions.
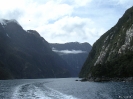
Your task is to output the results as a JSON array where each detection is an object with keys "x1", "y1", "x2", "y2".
[{"x1": 0, "y1": 19, "x2": 20, "y2": 28}]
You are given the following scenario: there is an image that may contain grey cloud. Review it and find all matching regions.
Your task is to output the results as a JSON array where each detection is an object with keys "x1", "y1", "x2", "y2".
[
  {"x1": 7, "y1": 10, "x2": 23, "y2": 19},
  {"x1": 0, "y1": 9, "x2": 23, "y2": 20},
  {"x1": 62, "y1": 22, "x2": 85, "y2": 33}
]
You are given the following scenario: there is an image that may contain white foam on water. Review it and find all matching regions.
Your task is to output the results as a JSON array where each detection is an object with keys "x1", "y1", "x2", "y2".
[
  {"x1": 12, "y1": 83, "x2": 78, "y2": 99},
  {"x1": 42, "y1": 85, "x2": 78, "y2": 99},
  {"x1": 12, "y1": 83, "x2": 51, "y2": 99}
]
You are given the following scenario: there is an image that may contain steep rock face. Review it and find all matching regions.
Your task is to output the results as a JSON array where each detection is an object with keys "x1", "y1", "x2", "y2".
[
  {"x1": 0, "y1": 19, "x2": 71, "y2": 79},
  {"x1": 79, "y1": 6, "x2": 133, "y2": 79},
  {"x1": 50, "y1": 42, "x2": 91, "y2": 77}
]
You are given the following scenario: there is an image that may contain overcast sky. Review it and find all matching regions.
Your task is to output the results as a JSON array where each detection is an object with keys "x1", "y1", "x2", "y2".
[{"x1": 0, "y1": 0, "x2": 133, "y2": 45}]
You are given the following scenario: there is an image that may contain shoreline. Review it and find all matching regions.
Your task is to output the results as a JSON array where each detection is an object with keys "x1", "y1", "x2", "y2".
[{"x1": 80, "y1": 77, "x2": 133, "y2": 82}]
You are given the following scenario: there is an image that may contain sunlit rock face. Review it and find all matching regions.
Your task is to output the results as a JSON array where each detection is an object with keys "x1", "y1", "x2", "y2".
[
  {"x1": 94, "y1": 25, "x2": 133, "y2": 66},
  {"x1": 118, "y1": 25, "x2": 133, "y2": 53},
  {"x1": 79, "y1": 6, "x2": 133, "y2": 79}
]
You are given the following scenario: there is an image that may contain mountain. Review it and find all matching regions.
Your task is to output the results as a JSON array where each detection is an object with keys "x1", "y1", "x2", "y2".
[
  {"x1": 50, "y1": 42, "x2": 91, "y2": 77},
  {"x1": 79, "y1": 6, "x2": 133, "y2": 81},
  {"x1": 0, "y1": 19, "x2": 71, "y2": 79}
]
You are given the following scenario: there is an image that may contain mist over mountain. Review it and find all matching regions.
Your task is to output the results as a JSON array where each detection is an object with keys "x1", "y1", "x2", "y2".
[
  {"x1": 50, "y1": 42, "x2": 91, "y2": 77},
  {"x1": 79, "y1": 6, "x2": 133, "y2": 81},
  {"x1": 0, "y1": 19, "x2": 71, "y2": 79}
]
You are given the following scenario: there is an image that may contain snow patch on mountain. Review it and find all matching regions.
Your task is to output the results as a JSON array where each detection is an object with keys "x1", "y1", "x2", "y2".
[{"x1": 0, "y1": 19, "x2": 20, "y2": 28}]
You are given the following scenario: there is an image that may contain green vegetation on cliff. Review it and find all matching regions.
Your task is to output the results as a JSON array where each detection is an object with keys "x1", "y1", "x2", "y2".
[{"x1": 91, "y1": 51, "x2": 133, "y2": 78}]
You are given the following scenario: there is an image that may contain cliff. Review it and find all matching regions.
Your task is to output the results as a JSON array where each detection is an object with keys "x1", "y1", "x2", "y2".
[{"x1": 79, "y1": 6, "x2": 133, "y2": 81}]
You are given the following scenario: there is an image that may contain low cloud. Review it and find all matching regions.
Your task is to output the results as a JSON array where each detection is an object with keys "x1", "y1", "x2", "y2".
[{"x1": 52, "y1": 48, "x2": 87, "y2": 55}]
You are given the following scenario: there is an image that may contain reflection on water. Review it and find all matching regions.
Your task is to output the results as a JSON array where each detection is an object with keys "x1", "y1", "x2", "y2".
[{"x1": 0, "y1": 78, "x2": 133, "y2": 99}]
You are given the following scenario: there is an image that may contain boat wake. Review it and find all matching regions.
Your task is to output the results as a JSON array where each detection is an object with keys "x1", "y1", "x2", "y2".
[{"x1": 12, "y1": 82, "x2": 78, "y2": 99}]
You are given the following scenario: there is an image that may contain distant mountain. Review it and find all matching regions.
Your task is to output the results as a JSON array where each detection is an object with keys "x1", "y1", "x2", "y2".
[
  {"x1": 0, "y1": 19, "x2": 71, "y2": 79},
  {"x1": 79, "y1": 6, "x2": 133, "y2": 81},
  {"x1": 50, "y1": 42, "x2": 92, "y2": 77}
]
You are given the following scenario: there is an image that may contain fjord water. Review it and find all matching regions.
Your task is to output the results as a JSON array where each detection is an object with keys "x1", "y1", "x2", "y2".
[{"x1": 0, "y1": 78, "x2": 133, "y2": 99}]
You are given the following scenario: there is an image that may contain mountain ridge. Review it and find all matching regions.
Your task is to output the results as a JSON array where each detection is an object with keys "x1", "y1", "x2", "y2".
[
  {"x1": 50, "y1": 42, "x2": 91, "y2": 76},
  {"x1": 0, "y1": 19, "x2": 71, "y2": 79}
]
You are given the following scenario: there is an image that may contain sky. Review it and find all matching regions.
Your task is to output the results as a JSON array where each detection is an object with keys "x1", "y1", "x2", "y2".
[{"x1": 0, "y1": 0, "x2": 133, "y2": 45}]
